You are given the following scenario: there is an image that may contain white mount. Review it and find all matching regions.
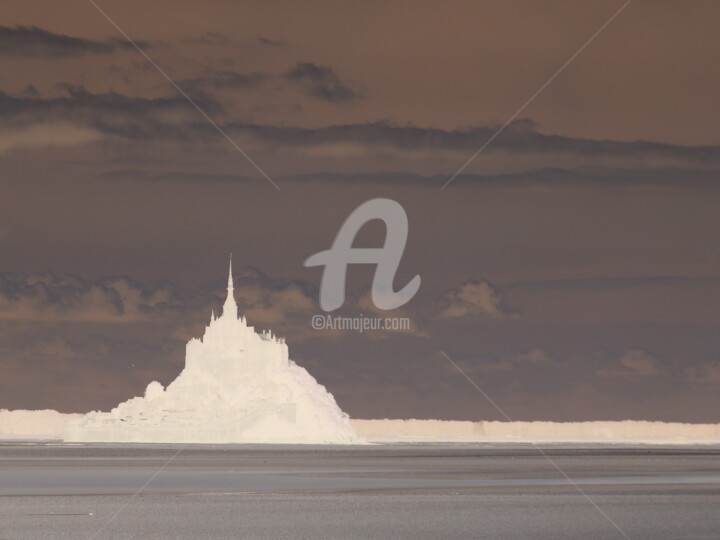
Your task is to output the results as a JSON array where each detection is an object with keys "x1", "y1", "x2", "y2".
[{"x1": 65, "y1": 258, "x2": 361, "y2": 444}]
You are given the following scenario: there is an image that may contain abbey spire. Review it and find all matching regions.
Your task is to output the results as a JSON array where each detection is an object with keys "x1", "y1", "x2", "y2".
[{"x1": 223, "y1": 255, "x2": 238, "y2": 319}]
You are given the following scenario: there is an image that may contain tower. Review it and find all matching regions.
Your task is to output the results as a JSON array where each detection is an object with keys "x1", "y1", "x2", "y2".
[{"x1": 223, "y1": 255, "x2": 238, "y2": 320}]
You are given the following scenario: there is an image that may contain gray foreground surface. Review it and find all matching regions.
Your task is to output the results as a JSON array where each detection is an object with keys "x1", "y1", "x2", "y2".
[{"x1": 0, "y1": 442, "x2": 718, "y2": 539}]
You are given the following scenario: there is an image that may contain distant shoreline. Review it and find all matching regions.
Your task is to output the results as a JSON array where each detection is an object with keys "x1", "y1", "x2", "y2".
[{"x1": 2, "y1": 409, "x2": 720, "y2": 444}]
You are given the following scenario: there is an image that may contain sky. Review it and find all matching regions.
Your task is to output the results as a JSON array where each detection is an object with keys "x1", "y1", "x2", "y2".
[{"x1": 1, "y1": 0, "x2": 719, "y2": 422}]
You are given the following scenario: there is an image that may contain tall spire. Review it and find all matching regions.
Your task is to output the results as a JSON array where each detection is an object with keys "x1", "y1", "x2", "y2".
[
  {"x1": 227, "y1": 253, "x2": 234, "y2": 291},
  {"x1": 223, "y1": 254, "x2": 238, "y2": 319}
]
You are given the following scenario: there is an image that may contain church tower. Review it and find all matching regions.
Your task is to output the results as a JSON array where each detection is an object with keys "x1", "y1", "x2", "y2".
[{"x1": 223, "y1": 256, "x2": 238, "y2": 320}]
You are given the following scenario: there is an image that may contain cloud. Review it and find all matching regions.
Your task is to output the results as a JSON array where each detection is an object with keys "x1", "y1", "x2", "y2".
[
  {"x1": 438, "y1": 280, "x2": 513, "y2": 318},
  {"x1": 597, "y1": 349, "x2": 660, "y2": 377},
  {"x1": 21, "y1": 85, "x2": 39, "y2": 97},
  {"x1": 2, "y1": 83, "x2": 720, "y2": 168},
  {"x1": 0, "y1": 272, "x2": 185, "y2": 323},
  {"x1": 180, "y1": 70, "x2": 267, "y2": 91},
  {"x1": 284, "y1": 62, "x2": 359, "y2": 103},
  {"x1": 0, "y1": 25, "x2": 147, "y2": 57},
  {"x1": 450, "y1": 348, "x2": 553, "y2": 374},
  {"x1": 232, "y1": 270, "x2": 316, "y2": 327},
  {"x1": 687, "y1": 362, "x2": 720, "y2": 384},
  {"x1": 0, "y1": 85, "x2": 221, "y2": 144},
  {"x1": 257, "y1": 37, "x2": 287, "y2": 47},
  {"x1": 350, "y1": 292, "x2": 428, "y2": 339},
  {"x1": 225, "y1": 120, "x2": 720, "y2": 164},
  {"x1": 0, "y1": 122, "x2": 101, "y2": 153},
  {"x1": 513, "y1": 348, "x2": 552, "y2": 365}
]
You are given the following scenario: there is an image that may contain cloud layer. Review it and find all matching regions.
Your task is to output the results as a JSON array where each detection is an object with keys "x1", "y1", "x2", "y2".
[
  {"x1": 284, "y1": 62, "x2": 359, "y2": 103},
  {"x1": 0, "y1": 25, "x2": 146, "y2": 57}
]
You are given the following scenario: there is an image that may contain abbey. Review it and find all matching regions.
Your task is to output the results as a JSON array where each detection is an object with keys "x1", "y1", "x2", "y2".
[{"x1": 64, "y1": 260, "x2": 362, "y2": 444}]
